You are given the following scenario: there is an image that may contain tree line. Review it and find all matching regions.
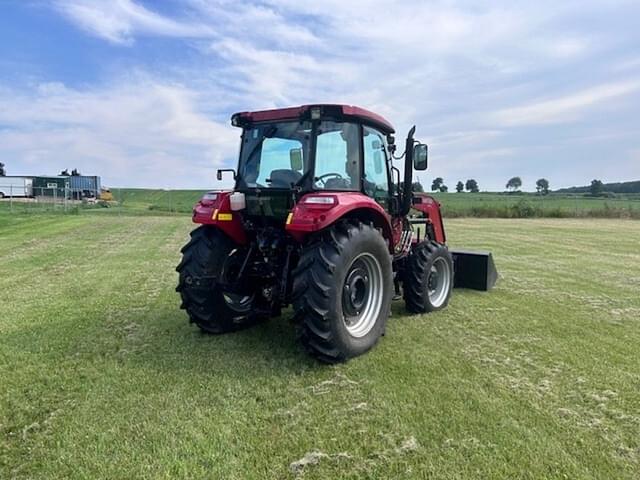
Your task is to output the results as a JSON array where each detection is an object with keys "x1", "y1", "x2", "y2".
[
  {"x1": 427, "y1": 177, "x2": 547, "y2": 194},
  {"x1": 429, "y1": 177, "x2": 480, "y2": 193},
  {"x1": 0, "y1": 163, "x2": 83, "y2": 177},
  {"x1": 423, "y1": 176, "x2": 552, "y2": 194}
]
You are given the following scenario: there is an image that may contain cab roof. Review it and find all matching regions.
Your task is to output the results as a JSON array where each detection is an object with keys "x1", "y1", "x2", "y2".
[{"x1": 232, "y1": 104, "x2": 395, "y2": 134}]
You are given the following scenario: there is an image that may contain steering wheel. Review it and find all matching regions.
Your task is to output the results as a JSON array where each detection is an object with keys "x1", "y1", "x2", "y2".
[{"x1": 315, "y1": 172, "x2": 344, "y2": 186}]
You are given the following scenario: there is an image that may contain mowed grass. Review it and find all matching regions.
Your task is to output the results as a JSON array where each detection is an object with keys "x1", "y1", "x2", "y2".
[{"x1": 1, "y1": 214, "x2": 639, "y2": 479}]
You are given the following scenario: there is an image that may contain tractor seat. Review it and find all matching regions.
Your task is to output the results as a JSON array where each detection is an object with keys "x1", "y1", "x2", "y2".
[
  {"x1": 324, "y1": 177, "x2": 352, "y2": 190},
  {"x1": 268, "y1": 169, "x2": 302, "y2": 188}
]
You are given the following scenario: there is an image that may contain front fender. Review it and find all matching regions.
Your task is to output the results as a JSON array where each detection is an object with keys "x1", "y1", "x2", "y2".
[{"x1": 412, "y1": 193, "x2": 446, "y2": 244}]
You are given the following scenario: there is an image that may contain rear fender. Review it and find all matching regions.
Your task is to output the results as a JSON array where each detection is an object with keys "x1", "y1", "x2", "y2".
[
  {"x1": 412, "y1": 194, "x2": 446, "y2": 244},
  {"x1": 192, "y1": 191, "x2": 247, "y2": 245},
  {"x1": 286, "y1": 193, "x2": 394, "y2": 251}
]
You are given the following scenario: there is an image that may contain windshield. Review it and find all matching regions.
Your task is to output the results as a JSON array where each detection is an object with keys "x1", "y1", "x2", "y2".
[{"x1": 236, "y1": 120, "x2": 361, "y2": 191}]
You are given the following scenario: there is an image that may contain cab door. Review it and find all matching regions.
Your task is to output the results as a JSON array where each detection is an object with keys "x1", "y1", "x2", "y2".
[{"x1": 362, "y1": 126, "x2": 391, "y2": 210}]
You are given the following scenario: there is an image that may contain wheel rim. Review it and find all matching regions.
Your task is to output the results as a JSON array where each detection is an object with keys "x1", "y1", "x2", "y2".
[
  {"x1": 221, "y1": 248, "x2": 254, "y2": 313},
  {"x1": 427, "y1": 256, "x2": 451, "y2": 308},
  {"x1": 222, "y1": 293, "x2": 254, "y2": 313},
  {"x1": 342, "y1": 252, "x2": 383, "y2": 338}
]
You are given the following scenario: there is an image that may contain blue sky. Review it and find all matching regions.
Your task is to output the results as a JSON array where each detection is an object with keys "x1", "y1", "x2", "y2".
[{"x1": 0, "y1": 0, "x2": 639, "y2": 190}]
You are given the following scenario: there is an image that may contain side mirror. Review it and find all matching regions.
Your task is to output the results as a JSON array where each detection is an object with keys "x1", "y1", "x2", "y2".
[
  {"x1": 217, "y1": 169, "x2": 237, "y2": 181},
  {"x1": 413, "y1": 144, "x2": 428, "y2": 170},
  {"x1": 289, "y1": 148, "x2": 303, "y2": 171}
]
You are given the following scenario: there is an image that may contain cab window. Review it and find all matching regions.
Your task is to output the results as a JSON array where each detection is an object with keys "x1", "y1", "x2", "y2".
[
  {"x1": 314, "y1": 122, "x2": 360, "y2": 191},
  {"x1": 363, "y1": 126, "x2": 389, "y2": 203}
]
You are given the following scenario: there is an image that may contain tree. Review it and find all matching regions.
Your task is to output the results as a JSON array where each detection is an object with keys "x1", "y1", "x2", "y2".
[
  {"x1": 455, "y1": 181, "x2": 464, "y2": 193},
  {"x1": 60, "y1": 169, "x2": 70, "y2": 176},
  {"x1": 0, "y1": 162, "x2": 5, "y2": 176},
  {"x1": 439, "y1": 185, "x2": 448, "y2": 193},
  {"x1": 590, "y1": 179, "x2": 603, "y2": 196},
  {"x1": 399, "y1": 181, "x2": 425, "y2": 193},
  {"x1": 506, "y1": 176, "x2": 522, "y2": 192},
  {"x1": 71, "y1": 168, "x2": 81, "y2": 176},
  {"x1": 431, "y1": 177, "x2": 443, "y2": 191},
  {"x1": 465, "y1": 179, "x2": 479, "y2": 193},
  {"x1": 536, "y1": 178, "x2": 550, "y2": 195}
]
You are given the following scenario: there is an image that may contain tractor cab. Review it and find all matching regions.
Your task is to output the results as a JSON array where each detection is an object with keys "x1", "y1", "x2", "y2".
[{"x1": 217, "y1": 105, "x2": 427, "y2": 223}]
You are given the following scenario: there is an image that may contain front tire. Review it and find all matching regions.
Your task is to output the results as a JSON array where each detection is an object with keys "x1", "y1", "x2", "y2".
[
  {"x1": 403, "y1": 241, "x2": 454, "y2": 313},
  {"x1": 176, "y1": 226, "x2": 262, "y2": 334},
  {"x1": 292, "y1": 220, "x2": 393, "y2": 363}
]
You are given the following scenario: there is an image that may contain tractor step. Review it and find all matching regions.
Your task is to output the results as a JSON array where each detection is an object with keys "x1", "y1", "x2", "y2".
[{"x1": 450, "y1": 249, "x2": 498, "y2": 291}]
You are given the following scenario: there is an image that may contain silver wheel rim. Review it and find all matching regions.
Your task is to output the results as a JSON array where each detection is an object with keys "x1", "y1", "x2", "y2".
[
  {"x1": 342, "y1": 252, "x2": 384, "y2": 338},
  {"x1": 428, "y1": 257, "x2": 452, "y2": 307}
]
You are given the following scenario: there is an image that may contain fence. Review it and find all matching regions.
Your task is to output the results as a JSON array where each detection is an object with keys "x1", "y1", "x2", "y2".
[
  {"x1": 0, "y1": 186, "x2": 193, "y2": 216},
  {"x1": 0, "y1": 184, "x2": 102, "y2": 214}
]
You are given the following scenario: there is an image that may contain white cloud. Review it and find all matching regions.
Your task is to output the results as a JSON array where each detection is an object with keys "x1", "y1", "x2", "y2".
[
  {"x1": 490, "y1": 80, "x2": 640, "y2": 126},
  {"x1": 54, "y1": 0, "x2": 213, "y2": 44},
  {"x1": 0, "y1": 79, "x2": 238, "y2": 188}
]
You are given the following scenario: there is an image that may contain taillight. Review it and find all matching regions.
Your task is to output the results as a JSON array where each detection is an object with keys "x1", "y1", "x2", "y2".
[{"x1": 301, "y1": 195, "x2": 337, "y2": 209}]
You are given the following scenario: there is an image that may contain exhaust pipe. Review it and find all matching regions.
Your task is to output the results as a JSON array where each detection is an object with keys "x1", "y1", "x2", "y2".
[
  {"x1": 400, "y1": 126, "x2": 416, "y2": 216},
  {"x1": 451, "y1": 249, "x2": 498, "y2": 291}
]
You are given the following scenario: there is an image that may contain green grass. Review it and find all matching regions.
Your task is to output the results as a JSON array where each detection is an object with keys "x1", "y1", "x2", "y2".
[
  {"x1": 2, "y1": 214, "x2": 640, "y2": 479},
  {"x1": 113, "y1": 188, "x2": 206, "y2": 213},
  {"x1": 430, "y1": 192, "x2": 640, "y2": 218}
]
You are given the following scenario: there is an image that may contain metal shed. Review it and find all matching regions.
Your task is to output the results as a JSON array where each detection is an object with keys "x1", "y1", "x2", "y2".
[
  {"x1": 32, "y1": 176, "x2": 69, "y2": 198},
  {"x1": 68, "y1": 176, "x2": 101, "y2": 198}
]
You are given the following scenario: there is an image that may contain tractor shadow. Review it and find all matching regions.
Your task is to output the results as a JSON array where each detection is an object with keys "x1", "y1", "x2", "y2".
[
  {"x1": 2, "y1": 302, "x2": 324, "y2": 380},
  {"x1": 151, "y1": 308, "x2": 324, "y2": 376}
]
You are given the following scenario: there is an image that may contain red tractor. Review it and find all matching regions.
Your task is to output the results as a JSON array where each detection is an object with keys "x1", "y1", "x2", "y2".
[{"x1": 177, "y1": 104, "x2": 496, "y2": 363}]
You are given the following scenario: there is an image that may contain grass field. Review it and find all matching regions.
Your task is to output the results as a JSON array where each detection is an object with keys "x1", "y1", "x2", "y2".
[
  {"x1": 1, "y1": 214, "x2": 640, "y2": 478},
  {"x1": 430, "y1": 192, "x2": 640, "y2": 218}
]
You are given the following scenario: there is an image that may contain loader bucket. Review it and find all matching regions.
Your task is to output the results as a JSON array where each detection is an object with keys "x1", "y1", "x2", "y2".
[{"x1": 451, "y1": 249, "x2": 498, "y2": 291}]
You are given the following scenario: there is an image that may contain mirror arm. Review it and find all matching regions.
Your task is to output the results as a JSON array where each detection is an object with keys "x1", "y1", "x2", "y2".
[{"x1": 391, "y1": 165, "x2": 401, "y2": 196}]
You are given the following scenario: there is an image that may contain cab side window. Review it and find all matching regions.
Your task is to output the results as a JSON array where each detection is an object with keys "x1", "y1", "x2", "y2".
[
  {"x1": 314, "y1": 122, "x2": 360, "y2": 191},
  {"x1": 363, "y1": 127, "x2": 390, "y2": 204}
]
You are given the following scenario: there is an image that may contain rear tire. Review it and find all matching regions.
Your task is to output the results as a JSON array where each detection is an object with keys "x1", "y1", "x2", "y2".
[
  {"x1": 403, "y1": 241, "x2": 453, "y2": 313},
  {"x1": 292, "y1": 220, "x2": 393, "y2": 363},
  {"x1": 176, "y1": 226, "x2": 262, "y2": 334}
]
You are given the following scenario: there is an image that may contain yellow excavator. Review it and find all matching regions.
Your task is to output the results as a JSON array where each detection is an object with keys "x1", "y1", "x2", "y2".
[{"x1": 99, "y1": 188, "x2": 114, "y2": 201}]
